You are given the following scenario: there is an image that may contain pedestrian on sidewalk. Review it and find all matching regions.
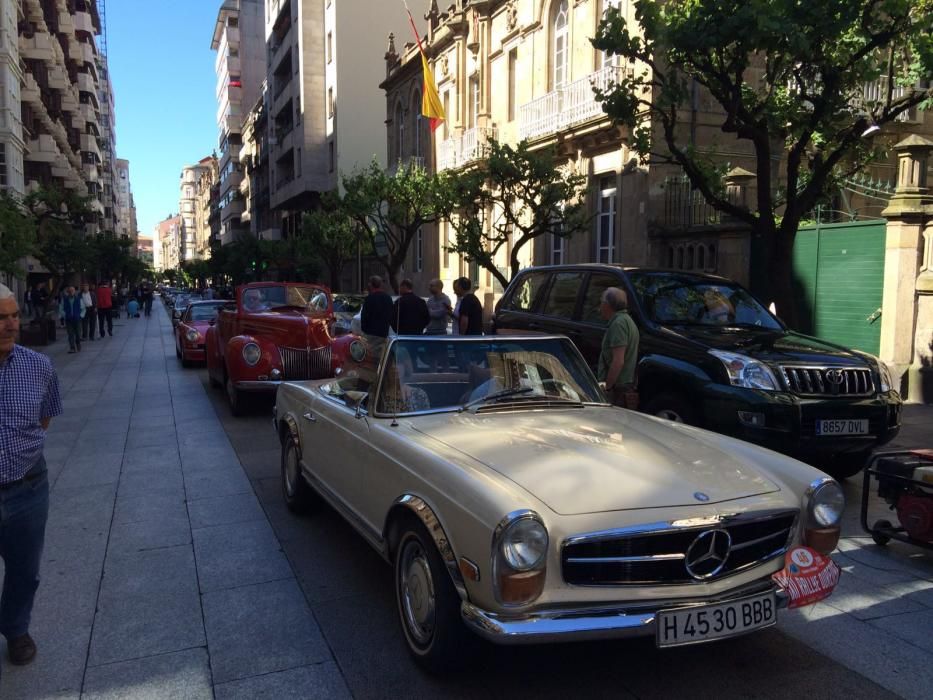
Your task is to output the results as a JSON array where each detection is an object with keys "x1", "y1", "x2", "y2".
[
  {"x1": 390, "y1": 279, "x2": 430, "y2": 336},
  {"x1": 126, "y1": 297, "x2": 139, "y2": 318},
  {"x1": 597, "y1": 287, "x2": 640, "y2": 409},
  {"x1": 453, "y1": 277, "x2": 484, "y2": 335},
  {"x1": 0, "y1": 283, "x2": 62, "y2": 670},
  {"x1": 32, "y1": 285, "x2": 48, "y2": 322},
  {"x1": 424, "y1": 279, "x2": 452, "y2": 335},
  {"x1": 58, "y1": 286, "x2": 85, "y2": 354},
  {"x1": 96, "y1": 282, "x2": 113, "y2": 337},
  {"x1": 142, "y1": 281, "x2": 153, "y2": 318},
  {"x1": 80, "y1": 283, "x2": 97, "y2": 342}
]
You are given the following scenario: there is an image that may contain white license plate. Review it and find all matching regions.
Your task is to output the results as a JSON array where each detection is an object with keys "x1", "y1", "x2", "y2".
[
  {"x1": 815, "y1": 419, "x2": 869, "y2": 436},
  {"x1": 656, "y1": 592, "x2": 776, "y2": 648}
]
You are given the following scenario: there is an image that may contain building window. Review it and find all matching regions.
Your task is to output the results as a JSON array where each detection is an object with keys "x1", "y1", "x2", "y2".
[
  {"x1": 442, "y1": 92, "x2": 450, "y2": 139},
  {"x1": 0, "y1": 143, "x2": 7, "y2": 188},
  {"x1": 328, "y1": 87, "x2": 334, "y2": 118},
  {"x1": 508, "y1": 49, "x2": 518, "y2": 122},
  {"x1": 550, "y1": 233, "x2": 565, "y2": 265},
  {"x1": 328, "y1": 141, "x2": 335, "y2": 173},
  {"x1": 327, "y1": 32, "x2": 333, "y2": 63},
  {"x1": 227, "y1": 15, "x2": 238, "y2": 27},
  {"x1": 596, "y1": 175, "x2": 617, "y2": 263},
  {"x1": 599, "y1": 0, "x2": 623, "y2": 69},
  {"x1": 296, "y1": 148, "x2": 301, "y2": 177},
  {"x1": 395, "y1": 102, "x2": 405, "y2": 159},
  {"x1": 468, "y1": 75, "x2": 480, "y2": 128},
  {"x1": 412, "y1": 90, "x2": 423, "y2": 158},
  {"x1": 552, "y1": 1, "x2": 569, "y2": 89},
  {"x1": 416, "y1": 228, "x2": 424, "y2": 272}
]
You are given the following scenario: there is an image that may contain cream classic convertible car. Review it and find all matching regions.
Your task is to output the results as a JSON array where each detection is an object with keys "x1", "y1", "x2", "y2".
[{"x1": 273, "y1": 336, "x2": 844, "y2": 671}]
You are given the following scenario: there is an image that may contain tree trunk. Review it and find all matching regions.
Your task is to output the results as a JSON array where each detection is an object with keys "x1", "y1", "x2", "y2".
[{"x1": 768, "y1": 227, "x2": 800, "y2": 330}]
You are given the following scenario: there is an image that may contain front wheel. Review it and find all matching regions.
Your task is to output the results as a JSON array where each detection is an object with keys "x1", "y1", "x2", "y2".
[
  {"x1": 642, "y1": 392, "x2": 696, "y2": 424},
  {"x1": 226, "y1": 375, "x2": 244, "y2": 416},
  {"x1": 281, "y1": 432, "x2": 317, "y2": 514},
  {"x1": 394, "y1": 523, "x2": 475, "y2": 673}
]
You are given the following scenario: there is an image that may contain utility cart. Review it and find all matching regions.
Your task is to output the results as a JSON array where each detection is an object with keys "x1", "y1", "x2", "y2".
[{"x1": 861, "y1": 449, "x2": 933, "y2": 550}]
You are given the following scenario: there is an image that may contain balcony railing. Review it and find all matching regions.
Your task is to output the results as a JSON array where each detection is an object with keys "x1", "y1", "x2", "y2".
[
  {"x1": 519, "y1": 64, "x2": 625, "y2": 141},
  {"x1": 438, "y1": 126, "x2": 497, "y2": 171},
  {"x1": 388, "y1": 156, "x2": 425, "y2": 175},
  {"x1": 860, "y1": 76, "x2": 911, "y2": 123}
]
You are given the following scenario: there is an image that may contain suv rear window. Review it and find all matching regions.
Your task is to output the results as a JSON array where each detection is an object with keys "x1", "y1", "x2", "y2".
[
  {"x1": 541, "y1": 272, "x2": 584, "y2": 319},
  {"x1": 580, "y1": 273, "x2": 620, "y2": 325},
  {"x1": 505, "y1": 271, "x2": 549, "y2": 311}
]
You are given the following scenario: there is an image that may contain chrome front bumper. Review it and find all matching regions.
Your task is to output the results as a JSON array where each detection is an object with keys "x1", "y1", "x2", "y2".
[
  {"x1": 235, "y1": 380, "x2": 281, "y2": 392},
  {"x1": 461, "y1": 581, "x2": 788, "y2": 645}
]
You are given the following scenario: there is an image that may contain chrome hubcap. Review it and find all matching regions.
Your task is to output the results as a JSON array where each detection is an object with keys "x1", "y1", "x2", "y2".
[{"x1": 399, "y1": 539, "x2": 435, "y2": 645}]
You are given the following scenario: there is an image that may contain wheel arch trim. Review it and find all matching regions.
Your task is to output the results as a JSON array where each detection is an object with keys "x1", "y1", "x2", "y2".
[{"x1": 386, "y1": 494, "x2": 468, "y2": 601}]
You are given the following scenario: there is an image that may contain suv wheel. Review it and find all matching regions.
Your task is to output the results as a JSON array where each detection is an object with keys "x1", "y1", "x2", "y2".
[
  {"x1": 642, "y1": 393, "x2": 696, "y2": 425},
  {"x1": 819, "y1": 449, "x2": 871, "y2": 480}
]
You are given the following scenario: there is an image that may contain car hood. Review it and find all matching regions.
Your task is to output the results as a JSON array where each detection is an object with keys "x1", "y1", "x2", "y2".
[
  {"x1": 410, "y1": 408, "x2": 781, "y2": 515},
  {"x1": 662, "y1": 326, "x2": 869, "y2": 366}
]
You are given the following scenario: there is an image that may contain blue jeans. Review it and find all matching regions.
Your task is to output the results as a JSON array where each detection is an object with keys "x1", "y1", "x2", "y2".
[{"x1": 0, "y1": 458, "x2": 49, "y2": 644}]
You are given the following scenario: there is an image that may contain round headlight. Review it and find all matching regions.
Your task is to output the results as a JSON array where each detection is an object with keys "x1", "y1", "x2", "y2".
[
  {"x1": 242, "y1": 342, "x2": 261, "y2": 366},
  {"x1": 185, "y1": 329, "x2": 200, "y2": 343},
  {"x1": 809, "y1": 480, "x2": 845, "y2": 527},
  {"x1": 500, "y1": 518, "x2": 548, "y2": 571}
]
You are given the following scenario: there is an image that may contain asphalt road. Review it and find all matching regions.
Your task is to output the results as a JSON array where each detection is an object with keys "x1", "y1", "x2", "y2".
[{"x1": 191, "y1": 360, "x2": 897, "y2": 699}]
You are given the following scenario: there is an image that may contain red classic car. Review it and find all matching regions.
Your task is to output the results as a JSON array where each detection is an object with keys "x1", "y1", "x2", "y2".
[
  {"x1": 205, "y1": 282, "x2": 340, "y2": 415},
  {"x1": 175, "y1": 301, "x2": 229, "y2": 367}
]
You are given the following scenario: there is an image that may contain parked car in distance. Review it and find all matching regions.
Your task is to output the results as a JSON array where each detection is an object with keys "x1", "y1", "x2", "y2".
[
  {"x1": 492, "y1": 265, "x2": 902, "y2": 480},
  {"x1": 172, "y1": 293, "x2": 202, "y2": 326},
  {"x1": 205, "y1": 282, "x2": 337, "y2": 415},
  {"x1": 175, "y1": 301, "x2": 229, "y2": 367},
  {"x1": 332, "y1": 293, "x2": 365, "y2": 337},
  {"x1": 274, "y1": 334, "x2": 844, "y2": 671}
]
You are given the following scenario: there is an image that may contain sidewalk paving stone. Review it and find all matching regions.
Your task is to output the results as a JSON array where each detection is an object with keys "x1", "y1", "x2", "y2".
[
  {"x1": 201, "y1": 578, "x2": 331, "y2": 684},
  {"x1": 213, "y1": 661, "x2": 351, "y2": 700},
  {"x1": 187, "y1": 493, "x2": 266, "y2": 529},
  {"x1": 82, "y1": 648, "x2": 213, "y2": 700},
  {"x1": 105, "y1": 515, "x2": 192, "y2": 556}
]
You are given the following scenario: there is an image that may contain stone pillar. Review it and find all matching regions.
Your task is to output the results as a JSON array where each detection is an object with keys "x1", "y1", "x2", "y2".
[
  {"x1": 907, "y1": 225, "x2": 933, "y2": 402},
  {"x1": 880, "y1": 135, "x2": 933, "y2": 400}
]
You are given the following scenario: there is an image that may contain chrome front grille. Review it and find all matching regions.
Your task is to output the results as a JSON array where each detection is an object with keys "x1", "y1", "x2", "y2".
[
  {"x1": 561, "y1": 510, "x2": 797, "y2": 586},
  {"x1": 277, "y1": 345, "x2": 333, "y2": 380},
  {"x1": 780, "y1": 365, "x2": 874, "y2": 397}
]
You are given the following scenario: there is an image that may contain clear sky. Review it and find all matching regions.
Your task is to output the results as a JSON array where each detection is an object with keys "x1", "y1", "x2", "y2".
[{"x1": 108, "y1": 1, "x2": 220, "y2": 238}]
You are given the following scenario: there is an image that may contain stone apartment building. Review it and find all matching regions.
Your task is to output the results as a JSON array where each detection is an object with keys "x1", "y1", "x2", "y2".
[
  {"x1": 179, "y1": 156, "x2": 218, "y2": 261},
  {"x1": 0, "y1": 0, "x2": 131, "y2": 296},
  {"x1": 156, "y1": 213, "x2": 182, "y2": 273},
  {"x1": 382, "y1": 0, "x2": 933, "y2": 312},
  {"x1": 211, "y1": 0, "x2": 266, "y2": 245},
  {"x1": 115, "y1": 157, "x2": 137, "y2": 242}
]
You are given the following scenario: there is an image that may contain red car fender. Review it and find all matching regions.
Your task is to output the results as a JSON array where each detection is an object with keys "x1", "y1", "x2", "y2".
[{"x1": 224, "y1": 335, "x2": 282, "y2": 382}]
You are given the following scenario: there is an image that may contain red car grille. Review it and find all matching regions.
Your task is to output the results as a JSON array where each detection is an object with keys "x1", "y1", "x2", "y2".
[{"x1": 278, "y1": 345, "x2": 332, "y2": 380}]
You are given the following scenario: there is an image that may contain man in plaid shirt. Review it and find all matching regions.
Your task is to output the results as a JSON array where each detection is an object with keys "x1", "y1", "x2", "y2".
[{"x1": 0, "y1": 283, "x2": 62, "y2": 669}]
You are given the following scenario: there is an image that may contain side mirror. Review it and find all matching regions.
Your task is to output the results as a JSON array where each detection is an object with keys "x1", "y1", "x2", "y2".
[{"x1": 345, "y1": 390, "x2": 368, "y2": 419}]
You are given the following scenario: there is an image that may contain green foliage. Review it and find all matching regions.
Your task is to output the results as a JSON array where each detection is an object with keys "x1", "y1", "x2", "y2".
[
  {"x1": 343, "y1": 160, "x2": 456, "y2": 292},
  {"x1": 440, "y1": 139, "x2": 589, "y2": 290},
  {"x1": 0, "y1": 191, "x2": 37, "y2": 279},
  {"x1": 300, "y1": 192, "x2": 360, "y2": 290},
  {"x1": 592, "y1": 0, "x2": 933, "y2": 317}
]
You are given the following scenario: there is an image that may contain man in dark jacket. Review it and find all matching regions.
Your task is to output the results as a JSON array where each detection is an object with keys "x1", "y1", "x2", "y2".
[
  {"x1": 390, "y1": 279, "x2": 429, "y2": 336},
  {"x1": 360, "y1": 276, "x2": 393, "y2": 338},
  {"x1": 454, "y1": 277, "x2": 484, "y2": 335}
]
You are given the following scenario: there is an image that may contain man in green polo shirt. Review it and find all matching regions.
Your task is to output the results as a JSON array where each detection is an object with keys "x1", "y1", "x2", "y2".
[{"x1": 597, "y1": 287, "x2": 640, "y2": 407}]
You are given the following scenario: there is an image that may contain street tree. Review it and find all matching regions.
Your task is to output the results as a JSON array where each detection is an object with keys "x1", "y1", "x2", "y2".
[
  {"x1": 442, "y1": 139, "x2": 589, "y2": 291},
  {"x1": 593, "y1": 0, "x2": 933, "y2": 325},
  {"x1": 0, "y1": 191, "x2": 37, "y2": 282},
  {"x1": 343, "y1": 161, "x2": 453, "y2": 293},
  {"x1": 300, "y1": 192, "x2": 360, "y2": 290},
  {"x1": 22, "y1": 186, "x2": 93, "y2": 296}
]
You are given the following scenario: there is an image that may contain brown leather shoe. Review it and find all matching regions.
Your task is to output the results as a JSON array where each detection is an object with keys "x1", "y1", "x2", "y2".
[{"x1": 8, "y1": 634, "x2": 36, "y2": 665}]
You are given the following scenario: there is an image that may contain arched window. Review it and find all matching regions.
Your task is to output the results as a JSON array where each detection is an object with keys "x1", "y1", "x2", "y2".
[
  {"x1": 411, "y1": 90, "x2": 423, "y2": 158},
  {"x1": 667, "y1": 246, "x2": 675, "y2": 268},
  {"x1": 599, "y1": 0, "x2": 624, "y2": 69},
  {"x1": 552, "y1": 1, "x2": 569, "y2": 89},
  {"x1": 394, "y1": 101, "x2": 404, "y2": 161}
]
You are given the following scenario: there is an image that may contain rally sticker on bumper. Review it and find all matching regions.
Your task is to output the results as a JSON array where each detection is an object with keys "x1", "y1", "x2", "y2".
[{"x1": 771, "y1": 546, "x2": 841, "y2": 608}]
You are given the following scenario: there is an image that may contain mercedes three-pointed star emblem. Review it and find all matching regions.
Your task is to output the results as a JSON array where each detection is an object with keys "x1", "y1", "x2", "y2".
[{"x1": 684, "y1": 529, "x2": 732, "y2": 580}]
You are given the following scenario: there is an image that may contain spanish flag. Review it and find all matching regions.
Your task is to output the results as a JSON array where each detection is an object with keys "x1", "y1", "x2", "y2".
[{"x1": 405, "y1": 5, "x2": 445, "y2": 132}]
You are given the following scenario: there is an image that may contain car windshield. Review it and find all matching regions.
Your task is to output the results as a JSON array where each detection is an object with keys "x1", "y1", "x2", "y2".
[
  {"x1": 373, "y1": 337, "x2": 605, "y2": 416},
  {"x1": 333, "y1": 294, "x2": 364, "y2": 314},
  {"x1": 241, "y1": 285, "x2": 330, "y2": 313},
  {"x1": 187, "y1": 303, "x2": 224, "y2": 322},
  {"x1": 628, "y1": 273, "x2": 782, "y2": 329}
]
